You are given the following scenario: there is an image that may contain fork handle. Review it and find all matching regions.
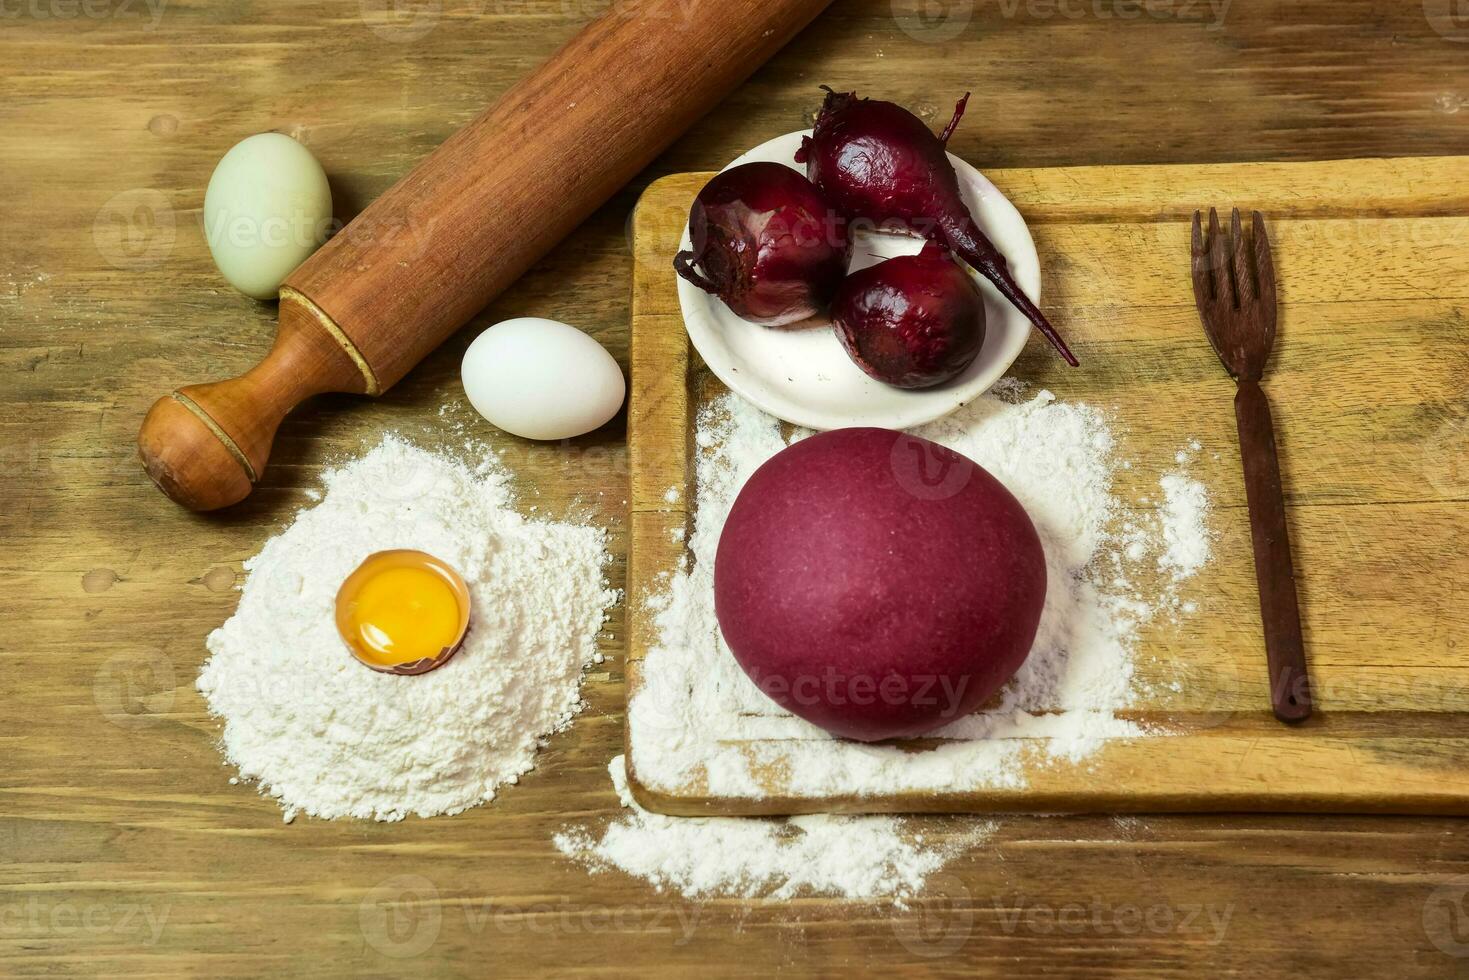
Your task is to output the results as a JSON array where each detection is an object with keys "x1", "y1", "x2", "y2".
[{"x1": 1234, "y1": 379, "x2": 1313, "y2": 723}]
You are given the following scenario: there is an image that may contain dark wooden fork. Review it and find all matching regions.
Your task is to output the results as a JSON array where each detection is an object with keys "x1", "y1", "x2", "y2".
[{"x1": 1190, "y1": 208, "x2": 1312, "y2": 724}]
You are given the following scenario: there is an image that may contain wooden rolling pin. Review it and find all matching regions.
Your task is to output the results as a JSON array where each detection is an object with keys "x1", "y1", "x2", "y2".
[{"x1": 139, "y1": 0, "x2": 832, "y2": 511}]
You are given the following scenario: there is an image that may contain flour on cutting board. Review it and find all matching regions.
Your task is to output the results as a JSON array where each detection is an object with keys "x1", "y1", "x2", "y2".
[
  {"x1": 628, "y1": 385, "x2": 1214, "y2": 801},
  {"x1": 198, "y1": 436, "x2": 616, "y2": 822},
  {"x1": 1159, "y1": 442, "x2": 1213, "y2": 582}
]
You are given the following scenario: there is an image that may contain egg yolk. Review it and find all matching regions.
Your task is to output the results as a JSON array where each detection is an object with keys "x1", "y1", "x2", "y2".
[{"x1": 339, "y1": 557, "x2": 463, "y2": 668}]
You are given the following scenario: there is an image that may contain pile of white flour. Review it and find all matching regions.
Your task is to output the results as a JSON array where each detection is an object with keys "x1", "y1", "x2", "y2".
[
  {"x1": 198, "y1": 436, "x2": 616, "y2": 822},
  {"x1": 558, "y1": 384, "x2": 1212, "y2": 899}
]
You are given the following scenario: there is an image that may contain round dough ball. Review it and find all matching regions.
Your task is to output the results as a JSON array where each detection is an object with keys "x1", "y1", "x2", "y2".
[{"x1": 714, "y1": 427, "x2": 1047, "y2": 742}]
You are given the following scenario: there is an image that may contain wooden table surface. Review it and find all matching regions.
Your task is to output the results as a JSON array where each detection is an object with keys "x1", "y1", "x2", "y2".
[{"x1": 3, "y1": 1, "x2": 1467, "y2": 976}]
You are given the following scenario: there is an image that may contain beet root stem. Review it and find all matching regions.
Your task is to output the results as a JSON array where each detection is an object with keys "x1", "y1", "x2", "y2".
[
  {"x1": 673, "y1": 250, "x2": 719, "y2": 294},
  {"x1": 946, "y1": 226, "x2": 1079, "y2": 366},
  {"x1": 938, "y1": 93, "x2": 970, "y2": 146}
]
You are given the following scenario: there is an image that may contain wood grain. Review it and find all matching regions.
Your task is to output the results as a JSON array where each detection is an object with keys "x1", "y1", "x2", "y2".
[{"x1": 5, "y1": 0, "x2": 1469, "y2": 975}]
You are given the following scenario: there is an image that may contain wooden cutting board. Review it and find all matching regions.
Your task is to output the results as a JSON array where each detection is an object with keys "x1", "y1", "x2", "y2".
[{"x1": 625, "y1": 158, "x2": 1469, "y2": 817}]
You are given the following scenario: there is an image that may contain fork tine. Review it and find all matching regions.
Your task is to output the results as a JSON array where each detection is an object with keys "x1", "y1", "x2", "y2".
[
  {"x1": 1230, "y1": 208, "x2": 1254, "y2": 306},
  {"x1": 1206, "y1": 207, "x2": 1230, "y2": 305},
  {"x1": 1190, "y1": 210, "x2": 1211, "y2": 307},
  {"x1": 1251, "y1": 211, "x2": 1276, "y2": 312}
]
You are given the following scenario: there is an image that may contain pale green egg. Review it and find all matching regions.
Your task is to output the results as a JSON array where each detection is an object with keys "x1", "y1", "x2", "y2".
[{"x1": 204, "y1": 133, "x2": 332, "y2": 300}]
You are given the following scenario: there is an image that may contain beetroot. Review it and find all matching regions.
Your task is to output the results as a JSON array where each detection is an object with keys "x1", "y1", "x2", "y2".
[
  {"x1": 673, "y1": 161, "x2": 849, "y2": 327},
  {"x1": 831, "y1": 241, "x2": 985, "y2": 389},
  {"x1": 796, "y1": 88, "x2": 1078, "y2": 366},
  {"x1": 714, "y1": 427, "x2": 1047, "y2": 742}
]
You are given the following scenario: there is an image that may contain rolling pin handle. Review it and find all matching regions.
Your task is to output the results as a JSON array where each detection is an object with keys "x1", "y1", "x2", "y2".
[{"x1": 137, "y1": 294, "x2": 370, "y2": 511}]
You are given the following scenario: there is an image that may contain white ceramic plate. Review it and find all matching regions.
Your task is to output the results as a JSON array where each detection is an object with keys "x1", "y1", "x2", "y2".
[{"x1": 676, "y1": 131, "x2": 1041, "y2": 431}]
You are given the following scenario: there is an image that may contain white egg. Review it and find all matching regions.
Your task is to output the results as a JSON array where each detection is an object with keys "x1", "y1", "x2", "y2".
[
  {"x1": 204, "y1": 133, "x2": 333, "y2": 300},
  {"x1": 461, "y1": 318, "x2": 626, "y2": 441}
]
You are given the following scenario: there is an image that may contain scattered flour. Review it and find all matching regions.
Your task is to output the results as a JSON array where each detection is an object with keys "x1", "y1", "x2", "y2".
[
  {"x1": 198, "y1": 436, "x2": 617, "y2": 822},
  {"x1": 554, "y1": 757, "x2": 991, "y2": 904},
  {"x1": 560, "y1": 384, "x2": 1214, "y2": 901},
  {"x1": 626, "y1": 387, "x2": 1207, "y2": 804},
  {"x1": 1159, "y1": 467, "x2": 1212, "y2": 581}
]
